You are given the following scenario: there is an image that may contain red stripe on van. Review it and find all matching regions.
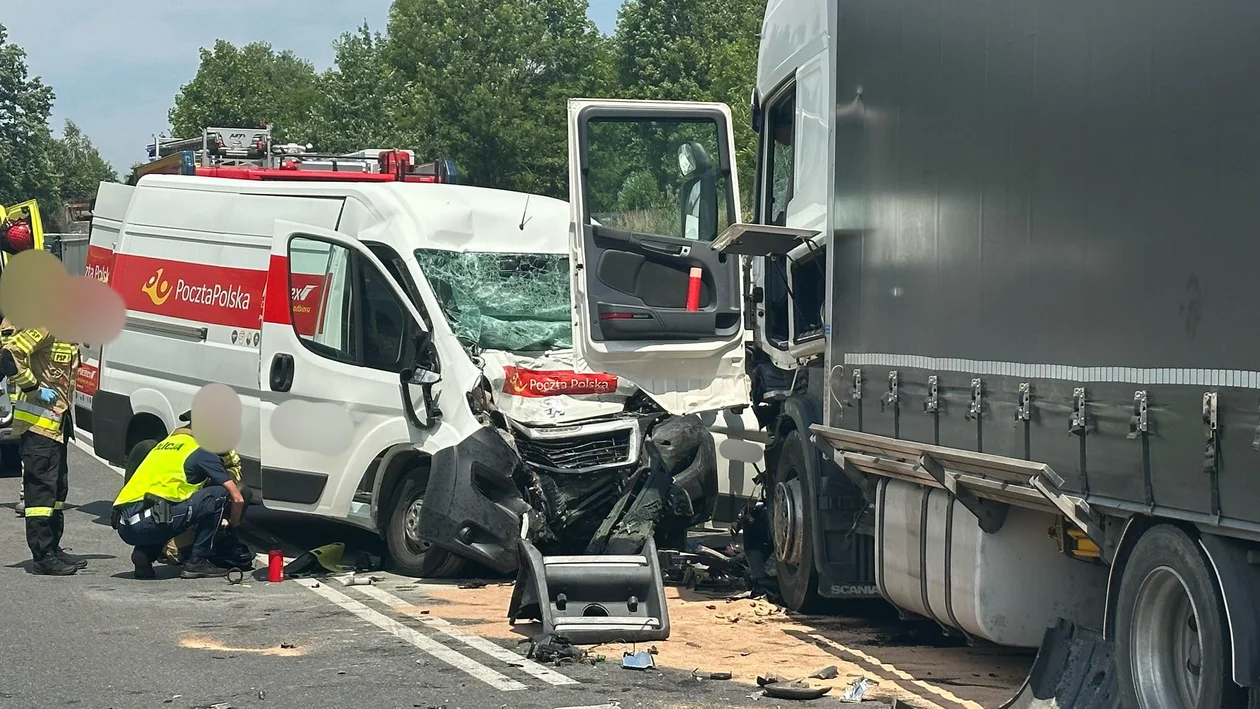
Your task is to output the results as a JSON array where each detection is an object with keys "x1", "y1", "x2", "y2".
[
  {"x1": 262, "y1": 255, "x2": 292, "y2": 326},
  {"x1": 111, "y1": 253, "x2": 267, "y2": 330},
  {"x1": 85, "y1": 245, "x2": 114, "y2": 284}
]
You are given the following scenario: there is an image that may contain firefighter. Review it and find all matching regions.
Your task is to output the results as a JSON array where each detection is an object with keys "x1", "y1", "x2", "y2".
[
  {"x1": 112, "y1": 418, "x2": 246, "y2": 580},
  {"x1": 1, "y1": 319, "x2": 23, "y2": 516},
  {"x1": 0, "y1": 324, "x2": 84, "y2": 575}
]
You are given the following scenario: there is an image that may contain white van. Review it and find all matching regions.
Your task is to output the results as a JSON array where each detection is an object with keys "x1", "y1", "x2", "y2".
[{"x1": 88, "y1": 172, "x2": 733, "y2": 574}]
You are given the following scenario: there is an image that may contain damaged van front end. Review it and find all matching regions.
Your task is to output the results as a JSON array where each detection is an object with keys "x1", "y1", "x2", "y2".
[{"x1": 410, "y1": 248, "x2": 720, "y2": 576}]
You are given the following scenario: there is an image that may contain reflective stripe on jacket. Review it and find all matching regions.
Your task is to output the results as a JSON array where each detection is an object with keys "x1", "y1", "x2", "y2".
[
  {"x1": 0, "y1": 323, "x2": 78, "y2": 439},
  {"x1": 113, "y1": 433, "x2": 207, "y2": 507}
]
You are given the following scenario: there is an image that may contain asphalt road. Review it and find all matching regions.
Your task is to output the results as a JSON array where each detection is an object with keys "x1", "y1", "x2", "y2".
[{"x1": 0, "y1": 437, "x2": 1029, "y2": 709}]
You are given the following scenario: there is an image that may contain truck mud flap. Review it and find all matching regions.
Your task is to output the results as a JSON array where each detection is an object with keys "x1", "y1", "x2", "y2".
[
  {"x1": 1000, "y1": 618, "x2": 1118, "y2": 709},
  {"x1": 508, "y1": 536, "x2": 670, "y2": 645}
]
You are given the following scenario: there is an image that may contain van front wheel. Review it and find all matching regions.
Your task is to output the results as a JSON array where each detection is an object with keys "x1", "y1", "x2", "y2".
[{"x1": 385, "y1": 474, "x2": 469, "y2": 578}]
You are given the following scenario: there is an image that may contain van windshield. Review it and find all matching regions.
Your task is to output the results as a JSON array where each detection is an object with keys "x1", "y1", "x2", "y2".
[{"x1": 414, "y1": 249, "x2": 572, "y2": 353}]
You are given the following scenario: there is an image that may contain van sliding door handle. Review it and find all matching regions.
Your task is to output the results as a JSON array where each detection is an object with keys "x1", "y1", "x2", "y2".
[{"x1": 270, "y1": 353, "x2": 294, "y2": 392}]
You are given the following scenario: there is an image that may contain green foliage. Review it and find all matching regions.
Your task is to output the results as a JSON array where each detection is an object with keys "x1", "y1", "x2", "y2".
[
  {"x1": 168, "y1": 40, "x2": 325, "y2": 144},
  {"x1": 1, "y1": 24, "x2": 117, "y2": 226},
  {"x1": 53, "y1": 120, "x2": 119, "y2": 202},
  {"x1": 0, "y1": 23, "x2": 60, "y2": 210},
  {"x1": 157, "y1": 0, "x2": 767, "y2": 208}
]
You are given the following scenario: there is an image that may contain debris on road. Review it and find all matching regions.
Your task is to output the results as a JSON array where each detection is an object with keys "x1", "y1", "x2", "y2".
[
  {"x1": 527, "y1": 632, "x2": 590, "y2": 665},
  {"x1": 458, "y1": 580, "x2": 488, "y2": 589},
  {"x1": 761, "y1": 678, "x2": 832, "y2": 701},
  {"x1": 692, "y1": 669, "x2": 733, "y2": 681},
  {"x1": 621, "y1": 651, "x2": 655, "y2": 670},
  {"x1": 342, "y1": 573, "x2": 375, "y2": 587},
  {"x1": 839, "y1": 677, "x2": 876, "y2": 702},
  {"x1": 809, "y1": 665, "x2": 839, "y2": 680}
]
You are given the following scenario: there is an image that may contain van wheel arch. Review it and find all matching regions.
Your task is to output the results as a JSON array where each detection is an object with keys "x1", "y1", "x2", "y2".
[
  {"x1": 378, "y1": 454, "x2": 469, "y2": 578},
  {"x1": 123, "y1": 414, "x2": 168, "y2": 484}
]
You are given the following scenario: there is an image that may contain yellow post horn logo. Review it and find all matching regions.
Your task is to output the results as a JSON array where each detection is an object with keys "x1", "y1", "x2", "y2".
[{"x1": 142, "y1": 268, "x2": 173, "y2": 305}]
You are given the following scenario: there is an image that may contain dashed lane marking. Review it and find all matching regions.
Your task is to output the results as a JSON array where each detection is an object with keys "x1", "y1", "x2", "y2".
[
  {"x1": 808, "y1": 634, "x2": 980, "y2": 709},
  {"x1": 296, "y1": 577, "x2": 528, "y2": 691},
  {"x1": 353, "y1": 583, "x2": 579, "y2": 686}
]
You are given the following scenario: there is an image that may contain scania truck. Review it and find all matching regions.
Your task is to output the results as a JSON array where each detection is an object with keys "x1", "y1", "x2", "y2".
[{"x1": 560, "y1": 1, "x2": 1260, "y2": 707}]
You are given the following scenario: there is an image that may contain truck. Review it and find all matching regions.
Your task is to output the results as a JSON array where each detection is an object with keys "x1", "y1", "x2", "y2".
[{"x1": 551, "y1": 2, "x2": 1260, "y2": 707}]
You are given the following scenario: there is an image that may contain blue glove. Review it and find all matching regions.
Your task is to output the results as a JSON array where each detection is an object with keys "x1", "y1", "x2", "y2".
[{"x1": 32, "y1": 387, "x2": 58, "y2": 406}]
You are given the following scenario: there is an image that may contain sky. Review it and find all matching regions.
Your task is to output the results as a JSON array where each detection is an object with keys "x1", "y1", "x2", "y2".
[{"x1": 0, "y1": 0, "x2": 627, "y2": 175}]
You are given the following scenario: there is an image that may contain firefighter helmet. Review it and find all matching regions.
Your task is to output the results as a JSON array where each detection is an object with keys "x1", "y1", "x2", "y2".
[{"x1": 2, "y1": 221, "x2": 34, "y2": 254}]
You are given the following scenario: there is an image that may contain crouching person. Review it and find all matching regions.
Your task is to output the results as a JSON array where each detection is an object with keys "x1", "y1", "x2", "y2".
[{"x1": 112, "y1": 422, "x2": 246, "y2": 579}]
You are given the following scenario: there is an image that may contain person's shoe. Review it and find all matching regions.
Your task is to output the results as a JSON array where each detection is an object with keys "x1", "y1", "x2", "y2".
[
  {"x1": 131, "y1": 547, "x2": 156, "y2": 579},
  {"x1": 32, "y1": 556, "x2": 79, "y2": 576},
  {"x1": 180, "y1": 557, "x2": 231, "y2": 579},
  {"x1": 14, "y1": 500, "x2": 24, "y2": 516},
  {"x1": 53, "y1": 547, "x2": 88, "y2": 570}
]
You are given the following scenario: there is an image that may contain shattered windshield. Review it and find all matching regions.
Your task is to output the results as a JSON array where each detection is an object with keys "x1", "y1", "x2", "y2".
[{"x1": 414, "y1": 249, "x2": 573, "y2": 353}]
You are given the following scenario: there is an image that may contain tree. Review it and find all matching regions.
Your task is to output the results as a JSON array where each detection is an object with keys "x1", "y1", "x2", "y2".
[
  {"x1": 0, "y1": 23, "x2": 60, "y2": 210},
  {"x1": 168, "y1": 40, "x2": 325, "y2": 145},
  {"x1": 53, "y1": 120, "x2": 118, "y2": 202},
  {"x1": 318, "y1": 24, "x2": 400, "y2": 154},
  {"x1": 612, "y1": 0, "x2": 765, "y2": 212},
  {"x1": 382, "y1": 0, "x2": 613, "y2": 197}
]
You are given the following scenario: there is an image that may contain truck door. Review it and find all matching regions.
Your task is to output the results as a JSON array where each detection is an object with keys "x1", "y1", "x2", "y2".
[
  {"x1": 566, "y1": 99, "x2": 751, "y2": 416},
  {"x1": 77, "y1": 182, "x2": 135, "y2": 435},
  {"x1": 259, "y1": 221, "x2": 438, "y2": 515}
]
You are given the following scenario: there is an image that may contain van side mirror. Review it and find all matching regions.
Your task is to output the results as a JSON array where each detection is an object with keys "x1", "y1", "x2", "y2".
[{"x1": 400, "y1": 332, "x2": 441, "y2": 429}]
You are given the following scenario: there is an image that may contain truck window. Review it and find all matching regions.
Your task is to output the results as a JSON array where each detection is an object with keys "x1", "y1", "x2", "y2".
[{"x1": 763, "y1": 88, "x2": 796, "y2": 227}]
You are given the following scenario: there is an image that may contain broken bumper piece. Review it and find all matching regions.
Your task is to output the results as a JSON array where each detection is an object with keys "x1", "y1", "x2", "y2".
[
  {"x1": 416, "y1": 425, "x2": 532, "y2": 574},
  {"x1": 508, "y1": 536, "x2": 671, "y2": 644}
]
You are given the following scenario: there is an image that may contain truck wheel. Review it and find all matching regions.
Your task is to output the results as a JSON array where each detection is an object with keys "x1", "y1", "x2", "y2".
[
  {"x1": 385, "y1": 474, "x2": 469, "y2": 578},
  {"x1": 1115, "y1": 524, "x2": 1246, "y2": 709},
  {"x1": 771, "y1": 430, "x2": 825, "y2": 613},
  {"x1": 123, "y1": 439, "x2": 158, "y2": 484},
  {"x1": 0, "y1": 442, "x2": 20, "y2": 478}
]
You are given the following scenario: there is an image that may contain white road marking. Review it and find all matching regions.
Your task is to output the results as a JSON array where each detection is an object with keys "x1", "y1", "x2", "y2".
[
  {"x1": 353, "y1": 583, "x2": 579, "y2": 686},
  {"x1": 808, "y1": 634, "x2": 980, "y2": 709},
  {"x1": 295, "y1": 577, "x2": 528, "y2": 691}
]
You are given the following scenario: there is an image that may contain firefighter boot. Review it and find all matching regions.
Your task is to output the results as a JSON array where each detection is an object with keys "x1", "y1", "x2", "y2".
[{"x1": 32, "y1": 555, "x2": 79, "y2": 576}]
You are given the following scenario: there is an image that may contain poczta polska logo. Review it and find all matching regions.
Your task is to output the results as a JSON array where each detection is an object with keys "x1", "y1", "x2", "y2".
[{"x1": 142, "y1": 267, "x2": 252, "y2": 311}]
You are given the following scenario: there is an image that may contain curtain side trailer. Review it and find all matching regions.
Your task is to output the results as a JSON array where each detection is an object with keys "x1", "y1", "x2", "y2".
[{"x1": 732, "y1": 2, "x2": 1260, "y2": 707}]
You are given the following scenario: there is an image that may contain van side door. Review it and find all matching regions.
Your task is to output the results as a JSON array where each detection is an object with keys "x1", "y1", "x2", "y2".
[{"x1": 258, "y1": 221, "x2": 439, "y2": 520}]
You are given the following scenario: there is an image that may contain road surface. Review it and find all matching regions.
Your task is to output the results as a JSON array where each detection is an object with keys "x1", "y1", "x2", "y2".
[{"x1": 0, "y1": 436, "x2": 1033, "y2": 709}]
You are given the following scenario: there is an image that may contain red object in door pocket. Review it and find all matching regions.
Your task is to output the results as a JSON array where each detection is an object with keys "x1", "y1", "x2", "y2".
[
  {"x1": 268, "y1": 549, "x2": 285, "y2": 582},
  {"x1": 686, "y1": 267, "x2": 703, "y2": 311}
]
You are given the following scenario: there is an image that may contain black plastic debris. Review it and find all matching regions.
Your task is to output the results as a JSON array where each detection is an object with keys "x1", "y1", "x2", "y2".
[
  {"x1": 763, "y1": 680, "x2": 832, "y2": 701},
  {"x1": 693, "y1": 669, "x2": 733, "y2": 681},
  {"x1": 527, "y1": 632, "x2": 585, "y2": 665}
]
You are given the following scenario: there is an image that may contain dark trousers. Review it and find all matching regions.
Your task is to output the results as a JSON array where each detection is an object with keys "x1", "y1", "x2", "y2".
[
  {"x1": 116, "y1": 486, "x2": 228, "y2": 561},
  {"x1": 21, "y1": 431, "x2": 68, "y2": 562}
]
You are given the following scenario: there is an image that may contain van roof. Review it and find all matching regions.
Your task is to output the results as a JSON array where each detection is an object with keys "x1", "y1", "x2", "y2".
[{"x1": 134, "y1": 175, "x2": 572, "y2": 255}]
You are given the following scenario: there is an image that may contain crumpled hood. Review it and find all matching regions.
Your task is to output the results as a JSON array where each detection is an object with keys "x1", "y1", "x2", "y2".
[{"x1": 479, "y1": 349, "x2": 639, "y2": 425}]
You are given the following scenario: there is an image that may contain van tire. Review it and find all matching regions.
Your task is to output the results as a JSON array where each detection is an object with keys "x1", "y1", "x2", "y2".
[
  {"x1": 386, "y1": 475, "x2": 469, "y2": 578},
  {"x1": 1115, "y1": 524, "x2": 1245, "y2": 709},
  {"x1": 124, "y1": 439, "x2": 159, "y2": 485}
]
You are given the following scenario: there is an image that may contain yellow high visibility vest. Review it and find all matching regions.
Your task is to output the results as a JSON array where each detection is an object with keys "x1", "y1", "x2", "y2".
[{"x1": 113, "y1": 433, "x2": 206, "y2": 507}]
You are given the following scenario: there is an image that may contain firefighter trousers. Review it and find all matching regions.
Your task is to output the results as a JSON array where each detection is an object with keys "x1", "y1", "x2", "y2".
[{"x1": 22, "y1": 431, "x2": 69, "y2": 562}]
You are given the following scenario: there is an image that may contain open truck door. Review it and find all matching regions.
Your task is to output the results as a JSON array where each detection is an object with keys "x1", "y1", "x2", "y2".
[{"x1": 566, "y1": 99, "x2": 752, "y2": 416}]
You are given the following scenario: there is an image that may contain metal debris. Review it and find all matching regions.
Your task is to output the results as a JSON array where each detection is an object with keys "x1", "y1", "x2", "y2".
[
  {"x1": 809, "y1": 665, "x2": 839, "y2": 680},
  {"x1": 620, "y1": 651, "x2": 655, "y2": 670},
  {"x1": 839, "y1": 677, "x2": 876, "y2": 702},
  {"x1": 692, "y1": 669, "x2": 733, "y2": 681}
]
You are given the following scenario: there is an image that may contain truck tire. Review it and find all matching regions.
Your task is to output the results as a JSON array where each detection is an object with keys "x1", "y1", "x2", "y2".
[
  {"x1": 385, "y1": 474, "x2": 469, "y2": 578},
  {"x1": 1115, "y1": 524, "x2": 1246, "y2": 709},
  {"x1": 771, "y1": 430, "x2": 825, "y2": 613},
  {"x1": 0, "y1": 442, "x2": 20, "y2": 478}
]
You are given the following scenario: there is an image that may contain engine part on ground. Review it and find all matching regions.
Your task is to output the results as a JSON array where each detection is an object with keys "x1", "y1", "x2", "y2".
[
  {"x1": 999, "y1": 618, "x2": 1117, "y2": 709},
  {"x1": 760, "y1": 678, "x2": 832, "y2": 701},
  {"x1": 508, "y1": 536, "x2": 671, "y2": 644}
]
